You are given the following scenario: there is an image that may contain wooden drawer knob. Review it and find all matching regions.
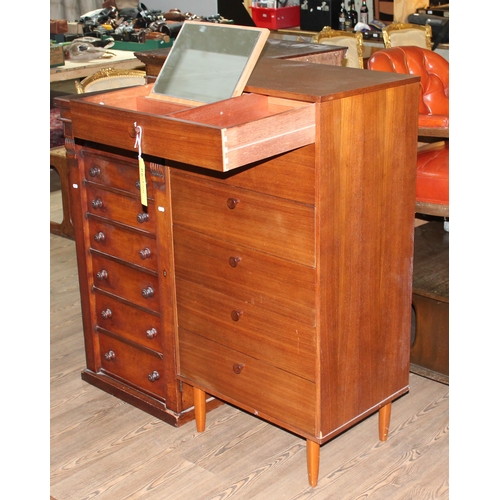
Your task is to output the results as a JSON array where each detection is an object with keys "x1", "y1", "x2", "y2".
[
  {"x1": 148, "y1": 370, "x2": 160, "y2": 382},
  {"x1": 139, "y1": 247, "x2": 152, "y2": 259},
  {"x1": 101, "y1": 308, "x2": 112, "y2": 319},
  {"x1": 89, "y1": 166, "x2": 101, "y2": 177},
  {"x1": 233, "y1": 363, "x2": 245, "y2": 374},
  {"x1": 146, "y1": 327, "x2": 157, "y2": 339},
  {"x1": 142, "y1": 286, "x2": 154, "y2": 298},
  {"x1": 231, "y1": 310, "x2": 243, "y2": 322},
  {"x1": 96, "y1": 270, "x2": 108, "y2": 281},
  {"x1": 104, "y1": 350, "x2": 115, "y2": 361},
  {"x1": 227, "y1": 197, "x2": 239, "y2": 209},
  {"x1": 94, "y1": 231, "x2": 106, "y2": 243},
  {"x1": 229, "y1": 256, "x2": 241, "y2": 268},
  {"x1": 91, "y1": 198, "x2": 103, "y2": 209}
]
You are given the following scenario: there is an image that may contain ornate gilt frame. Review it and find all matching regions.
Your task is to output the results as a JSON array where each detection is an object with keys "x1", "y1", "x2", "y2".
[
  {"x1": 312, "y1": 27, "x2": 364, "y2": 69},
  {"x1": 75, "y1": 68, "x2": 147, "y2": 94},
  {"x1": 382, "y1": 23, "x2": 432, "y2": 50}
]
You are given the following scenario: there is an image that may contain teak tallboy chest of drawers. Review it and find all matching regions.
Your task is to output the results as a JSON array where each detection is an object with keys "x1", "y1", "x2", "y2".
[{"x1": 58, "y1": 57, "x2": 420, "y2": 487}]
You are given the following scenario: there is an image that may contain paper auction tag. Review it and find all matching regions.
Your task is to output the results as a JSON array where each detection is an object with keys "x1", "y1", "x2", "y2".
[{"x1": 138, "y1": 156, "x2": 147, "y2": 207}]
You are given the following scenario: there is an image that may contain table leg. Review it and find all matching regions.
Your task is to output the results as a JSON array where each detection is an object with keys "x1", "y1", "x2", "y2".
[
  {"x1": 306, "y1": 439, "x2": 320, "y2": 487},
  {"x1": 378, "y1": 402, "x2": 392, "y2": 441},
  {"x1": 193, "y1": 387, "x2": 206, "y2": 432}
]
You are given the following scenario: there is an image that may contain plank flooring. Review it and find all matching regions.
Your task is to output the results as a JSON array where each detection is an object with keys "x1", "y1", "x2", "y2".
[{"x1": 50, "y1": 191, "x2": 449, "y2": 499}]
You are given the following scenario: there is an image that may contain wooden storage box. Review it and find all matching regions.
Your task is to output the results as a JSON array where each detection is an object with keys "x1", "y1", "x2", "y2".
[
  {"x1": 68, "y1": 85, "x2": 315, "y2": 172},
  {"x1": 50, "y1": 43, "x2": 65, "y2": 68},
  {"x1": 67, "y1": 21, "x2": 84, "y2": 35}
]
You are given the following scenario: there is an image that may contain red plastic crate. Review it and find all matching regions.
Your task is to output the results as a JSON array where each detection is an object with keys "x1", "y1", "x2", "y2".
[{"x1": 252, "y1": 6, "x2": 300, "y2": 30}]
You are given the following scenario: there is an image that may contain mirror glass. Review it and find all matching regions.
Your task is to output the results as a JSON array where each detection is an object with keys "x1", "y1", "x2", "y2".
[{"x1": 150, "y1": 22, "x2": 269, "y2": 105}]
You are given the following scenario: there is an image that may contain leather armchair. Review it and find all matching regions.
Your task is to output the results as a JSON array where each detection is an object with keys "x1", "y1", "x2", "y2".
[
  {"x1": 367, "y1": 46, "x2": 449, "y2": 222},
  {"x1": 367, "y1": 46, "x2": 448, "y2": 132},
  {"x1": 414, "y1": 141, "x2": 449, "y2": 218}
]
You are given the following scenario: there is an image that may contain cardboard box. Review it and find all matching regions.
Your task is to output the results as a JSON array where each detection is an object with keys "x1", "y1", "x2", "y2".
[
  {"x1": 252, "y1": 6, "x2": 300, "y2": 30},
  {"x1": 50, "y1": 19, "x2": 68, "y2": 34},
  {"x1": 67, "y1": 22, "x2": 84, "y2": 35},
  {"x1": 50, "y1": 43, "x2": 65, "y2": 68}
]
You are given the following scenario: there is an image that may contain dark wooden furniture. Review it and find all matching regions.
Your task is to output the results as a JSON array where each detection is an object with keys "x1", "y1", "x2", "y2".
[
  {"x1": 411, "y1": 221, "x2": 449, "y2": 384},
  {"x1": 134, "y1": 38, "x2": 346, "y2": 83},
  {"x1": 57, "y1": 57, "x2": 419, "y2": 487},
  {"x1": 50, "y1": 146, "x2": 74, "y2": 240},
  {"x1": 374, "y1": 0, "x2": 394, "y2": 22},
  {"x1": 260, "y1": 37, "x2": 346, "y2": 63}
]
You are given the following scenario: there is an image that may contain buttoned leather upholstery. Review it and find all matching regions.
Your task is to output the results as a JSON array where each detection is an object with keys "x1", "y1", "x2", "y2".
[
  {"x1": 367, "y1": 46, "x2": 449, "y2": 130},
  {"x1": 415, "y1": 142, "x2": 449, "y2": 207},
  {"x1": 367, "y1": 46, "x2": 449, "y2": 216}
]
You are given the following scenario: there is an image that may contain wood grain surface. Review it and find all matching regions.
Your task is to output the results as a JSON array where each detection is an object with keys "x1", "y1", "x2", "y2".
[{"x1": 51, "y1": 192, "x2": 449, "y2": 499}]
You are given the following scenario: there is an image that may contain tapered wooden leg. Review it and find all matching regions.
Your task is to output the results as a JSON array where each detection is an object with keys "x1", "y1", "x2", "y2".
[
  {"x1": 378, "y1": 402, "x2": 392, "y2": 441},
  {"x1": 306, "y1": 439, "x2": 320, "y2": 487},
  {"x1": 193, "y1": 387, "x2": 206, "y2": 432}
]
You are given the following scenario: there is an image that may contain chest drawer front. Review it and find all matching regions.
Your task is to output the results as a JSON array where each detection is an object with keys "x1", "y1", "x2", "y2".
[
  {"x1": 99, "y1": 334, "x2": 165, "y2": 398},
  {"x1": 170, "y1": 144, "x2": 316, "y2": 207},
  {"x1": 71, "y1": 92, "x2": 315, "y2": 172},
  {"x1": 94, "y1": 292, "x2": 162, "y2": 353},
  {"x1": 85, "y1": 184, "x2": 155, "y2": 232},
  {"x1": 82, "y1": 151, "x2": 151, "y2": 195},
  {"x1": 88, "y1": 217, "x2": 157, "y2": 271},
  {"x1": 221, "y1": 145, "x2": 316, "y2": 205},
  {"x1": 174, "y1": 226, "x2": 316, "y2": 326},
  {"x1": 170, "y1": 172, "x2": 315, "y2": 267},
  {"x1": 176, "y1": 279, "x2": 315, "y2": 381},
  {"x1": 91, "y1": 254, "x2": 159, "y2": 312},
  {"x1": 179, "y1": 329, "x2": 316, "y2": 434}
]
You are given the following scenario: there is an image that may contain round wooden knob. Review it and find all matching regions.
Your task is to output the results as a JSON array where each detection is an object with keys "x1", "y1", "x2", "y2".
[
  {"x1": 146, "y1": 327, "x2": 157, "y2": 339},
  {"x1": 89, "y1": 166, "x2": 101, "y2": 177},
  {"x1": 94, "y1": 231, "x2": 105, "y2": 243},
  {"x1": 233, "y1": 363, "x2": 245, "y2": 374},
  {"x1": 96, "y1": 270, "x2": 108, "y2": 281},
  {"x1": 229, "y1": 256, "x2": 241, "y2": 268},
  {"x1": 104, "y1": 350, "x2": 115, "y2": 361},
  {"x1": 139, "y1": 248, "x2": 152, "y2": 259},
  {"x1": 101, "y1": 308, "x2": 112, "y2": 319},
  {"x1": 91, "y1": 198, "x2": 103, "y2": 209},
  {"x1": 231, "y1": 310, "x2": 243, "y2": 322},
  {"x1": 227, "y1": 198, "x2": 239, "y2": 209}
]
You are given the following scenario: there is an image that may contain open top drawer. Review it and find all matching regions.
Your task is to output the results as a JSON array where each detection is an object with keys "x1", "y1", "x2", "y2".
[{"x1": 69, "y1": 84, "x2": 316, "y2": 172}]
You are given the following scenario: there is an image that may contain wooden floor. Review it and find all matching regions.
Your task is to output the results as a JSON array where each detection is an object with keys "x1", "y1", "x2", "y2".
[{"x1": 50, "y1": 191, "x2": 449, "y2": 500}]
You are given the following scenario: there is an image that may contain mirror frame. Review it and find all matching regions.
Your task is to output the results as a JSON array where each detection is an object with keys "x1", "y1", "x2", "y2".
[{"x1": 149, "y1": 21, "x2": 270, "y2": 106}]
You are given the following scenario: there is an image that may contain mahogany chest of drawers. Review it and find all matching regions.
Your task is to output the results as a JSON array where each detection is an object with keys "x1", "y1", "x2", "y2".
[{"x1": 58, "y1": 57, "x2": 420, "y2": 486}]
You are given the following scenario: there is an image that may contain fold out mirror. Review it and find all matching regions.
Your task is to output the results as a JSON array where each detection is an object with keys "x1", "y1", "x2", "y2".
[{"x1": 149, "y1": 21, "x2": 270, "y2": 106}]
